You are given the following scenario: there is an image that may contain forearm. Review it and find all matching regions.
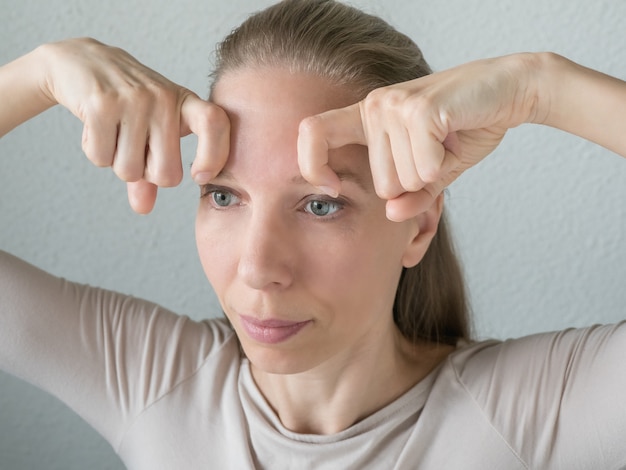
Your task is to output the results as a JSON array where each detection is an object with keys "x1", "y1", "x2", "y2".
[
  {"x1": 0, "y1": 46, "x2": 56, "y2": 137},
  {"x1": 534, "y1": 52, "x2": 626, "y2": 158}
]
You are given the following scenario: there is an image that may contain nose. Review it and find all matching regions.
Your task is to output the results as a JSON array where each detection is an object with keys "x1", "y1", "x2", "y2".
[{"x1": 237, "y1": 211, "x2": 295, "y2": 290}]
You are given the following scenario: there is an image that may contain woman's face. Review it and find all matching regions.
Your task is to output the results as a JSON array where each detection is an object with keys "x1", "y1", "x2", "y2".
[{"x1": 196, "y1": 67, "x2": 429, "y2": 374}]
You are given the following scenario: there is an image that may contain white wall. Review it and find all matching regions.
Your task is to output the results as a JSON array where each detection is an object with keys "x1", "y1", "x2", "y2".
[{"x1": 1, "y1": 0, "x2": 625, "y2": 468}]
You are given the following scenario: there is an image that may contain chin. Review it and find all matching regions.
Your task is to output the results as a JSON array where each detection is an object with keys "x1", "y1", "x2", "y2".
[{"x1": 241, "y1": 342, "x2": 317, "y2": 376}]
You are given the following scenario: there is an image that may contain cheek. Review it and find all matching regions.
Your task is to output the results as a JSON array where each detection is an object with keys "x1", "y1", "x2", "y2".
[
  {"x1": 195, "y1": 213, "x2": 238, "y2": 295},
  {"x1": 305, "y1": 227, "x2": 406, "y2": 303}
]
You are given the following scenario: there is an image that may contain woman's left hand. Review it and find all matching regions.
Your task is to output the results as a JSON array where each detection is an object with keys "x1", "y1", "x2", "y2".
[{"x1": 297, "y1": 53, "x2": 543, "y2": 221}]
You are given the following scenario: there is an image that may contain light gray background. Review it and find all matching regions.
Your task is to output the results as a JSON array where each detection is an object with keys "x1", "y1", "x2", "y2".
[{"x1": 1, "y1": 0, "x2": 625, "y2": 468}]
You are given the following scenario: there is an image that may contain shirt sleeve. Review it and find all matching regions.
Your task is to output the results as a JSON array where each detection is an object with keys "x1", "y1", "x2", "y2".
[
  {"x1": 0, "y1": 249, "x2": 232, "y2": 447},
  {"x1": 454, "y1": 322, "x2": 626, "y2": 469}
]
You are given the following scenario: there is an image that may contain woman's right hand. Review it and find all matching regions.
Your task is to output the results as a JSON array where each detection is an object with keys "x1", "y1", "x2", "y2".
[{"x1": 1, "y1": 38, "x2": 230, "y2": 213}]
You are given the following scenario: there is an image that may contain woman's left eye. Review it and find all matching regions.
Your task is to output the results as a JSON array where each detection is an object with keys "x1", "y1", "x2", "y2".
[{"x1": 304, "y1": 199, "x2": 343, "y2": 217}]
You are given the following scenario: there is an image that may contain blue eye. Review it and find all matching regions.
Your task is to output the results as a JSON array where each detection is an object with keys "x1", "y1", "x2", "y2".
[
  {"x1": 305, "y1": 199, "x2": 342, "y2": 217},
  {"x1": 210, "y1": 190, "x2": 238, "y2": 207}
]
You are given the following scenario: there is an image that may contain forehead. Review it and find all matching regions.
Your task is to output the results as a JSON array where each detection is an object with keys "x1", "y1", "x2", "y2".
[
  {"x1": 210, "y1": 67, "x2": 369, "y2": 185},
  {"x1": 211, "y1": 67, "x2": 358, "y2": 121}
]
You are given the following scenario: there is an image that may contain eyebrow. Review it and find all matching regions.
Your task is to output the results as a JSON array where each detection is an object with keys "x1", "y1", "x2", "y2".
[
  {"x1": 214, "y1": 168, "x2": 372, "y2": 192},
  {"x1": 291, "y1": 169, "x2": 372, "y2": 192}
]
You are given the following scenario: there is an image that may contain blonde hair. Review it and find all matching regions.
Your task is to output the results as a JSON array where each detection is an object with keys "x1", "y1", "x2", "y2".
[{"x1": 212, "y1": 0, "x2": 470, "y2": 344}]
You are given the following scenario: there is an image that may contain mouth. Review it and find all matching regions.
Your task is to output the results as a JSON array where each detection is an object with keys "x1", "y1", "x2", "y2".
[{"x1": 239, "y1": 314, "x2": 312, "y2": 344}]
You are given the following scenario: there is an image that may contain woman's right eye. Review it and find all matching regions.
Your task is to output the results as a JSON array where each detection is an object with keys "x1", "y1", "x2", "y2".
[
  {"x1": 201, "y1": 186, "x2": 241, "y2": 209},
  {"x1": 212, "y1": 190, "x2": 234, "y2": 207}
]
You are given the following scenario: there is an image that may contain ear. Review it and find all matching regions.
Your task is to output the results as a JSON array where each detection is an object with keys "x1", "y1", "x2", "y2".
[{"x1": 401, "y1": 193, "x2": 444, "y2": 268}]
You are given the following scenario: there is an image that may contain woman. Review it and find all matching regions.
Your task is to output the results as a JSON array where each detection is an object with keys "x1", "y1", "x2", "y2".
[{"x1": 1, "y1": 0, "x2": 625, "y2": 468}]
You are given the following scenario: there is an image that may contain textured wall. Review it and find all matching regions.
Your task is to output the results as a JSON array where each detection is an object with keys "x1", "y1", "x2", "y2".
[{"x1": 1, "y1": 0, "x2": 625, "y2": 468}]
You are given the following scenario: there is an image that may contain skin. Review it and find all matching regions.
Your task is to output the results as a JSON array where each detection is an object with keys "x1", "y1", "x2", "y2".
[{"x1": 197, "y1": 67, "x2": 453, "y2": 434}]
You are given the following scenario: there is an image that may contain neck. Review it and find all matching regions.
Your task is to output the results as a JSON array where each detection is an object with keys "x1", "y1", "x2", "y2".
[{"x1": 250, "y1": 330, "x2": 453, "y2": 435}]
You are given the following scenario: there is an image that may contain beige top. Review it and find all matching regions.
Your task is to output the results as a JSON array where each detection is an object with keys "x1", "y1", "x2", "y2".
[{"x1": 1, "y1": 250, "x2": 625, "y2": 469}]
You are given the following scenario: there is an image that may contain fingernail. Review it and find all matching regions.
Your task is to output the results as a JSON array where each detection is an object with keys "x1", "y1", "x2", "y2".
[
  {"x1": 193, "y1": 171, "x2": 214, "y2": 185},
  {"x1": 318, "y1": 185, "x2": 339, "y2": 198}
]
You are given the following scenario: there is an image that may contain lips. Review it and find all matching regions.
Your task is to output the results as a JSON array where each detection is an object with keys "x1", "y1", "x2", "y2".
[{"x1": 239, "y1": 314, "x2": 311, "y2": 344}]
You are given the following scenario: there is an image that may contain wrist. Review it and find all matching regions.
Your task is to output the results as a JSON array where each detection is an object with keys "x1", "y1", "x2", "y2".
[
  {"x1": 525, "y1": 51, "x2": 574, "y2": 127},
  {"x1": 504, "y1": 51, "x2": 554, "y2": 126},
  {"x1": 31, "y1": 43, "x2": 59, "y2": 108}
]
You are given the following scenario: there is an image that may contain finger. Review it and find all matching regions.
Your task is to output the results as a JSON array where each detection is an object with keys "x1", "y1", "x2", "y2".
[
  {"x1": 385, "y1": 190, "x2": 436, "y2": 222},
  {"x1": 297, "y1": 103, "x2": 366, "y2": 196},
  {"x1": 127, "y1": 180, "x2": 158, "y2": 214},
  {"x1": 387, "y1": 124, "x2": 425, "y2": 194},
  {"x1": 81, "y1": 113, "x2": 118, "y2": 168},
  {"x1": 112, "y1": 117, "x2": 149, "y2": 182},
  {"x1": 143, "y1": 98, "x2": 183, "y2": 188},
  {"x1": 408, "y1": 113, "x2": 448, "y2": 185},
  {"x1": 385, "y1": 150, "x2": 463, "y2": 222},
  {"x1": 183, "y1": 96, "x2": 231, "y2": 185},
  {"x1": 366, "y1": 130, "x2": 405, "y2": 200}
]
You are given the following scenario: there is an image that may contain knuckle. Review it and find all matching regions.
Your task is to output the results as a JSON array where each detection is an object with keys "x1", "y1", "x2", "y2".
[
  {"x1": 364, "y1": 86, "x2": 386, "y2": 105},
  {"x1": 154, "y1": 165, "x2": 183, "y2": 187},
  {"x1": 383, "y1": 88, "x2": 409, "y2": 108},
  {"x1": 364, "y1": 86, "x2": 409, "y2": 113},
  {"x1": 84, "y1": 151, "x2": 112, "y2": 168},
  {"x1": 376, "y1": 187, "x2": 396, "y2": 200},
  {"x1": 82, "y1": 141, "x2": 112, "y2": 167},
  {"x1": 113, "y1": 168, "x2": 136, "y2": 183},
  {"x1": 404, "y1": 94, "x2": 435, "y2": 123},
  {"x1": 419, "y1": 165, "x2": 442, "y2": 184},
  {"x1": 86, "y1": 91, "x2": 119, "y2": 116},
  {"x1": 398, "y1": 172, "x2": 423, "y2": 192},
  {"x1": 362, "y1": 89, "x2": 384, "y2": 114},
  {"x1": 113, "y1": 162, "x2": 142, "y2": 183},
  {"x1": 197, "y1": 103, "x2": 229, "y2": 132},
  {"x1": 298, "y1": 114, "x2": 324, "y2": 138},
  {"x1": 374, "y1": 178, "x2": 401, "y2": 200}
]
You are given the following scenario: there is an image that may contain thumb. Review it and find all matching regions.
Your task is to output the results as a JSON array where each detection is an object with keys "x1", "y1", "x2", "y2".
[
  {"x1": 297, "y1": 102, "x2": 366, "y2": 196},
  {"x1": 180, "y1": 95, "x2": 231, "y2": 184}
]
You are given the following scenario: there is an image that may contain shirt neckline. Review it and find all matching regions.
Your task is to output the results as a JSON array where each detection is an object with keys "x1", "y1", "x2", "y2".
[{"x1": 238, "y1": 357, "x2": 445, "y2": 444}]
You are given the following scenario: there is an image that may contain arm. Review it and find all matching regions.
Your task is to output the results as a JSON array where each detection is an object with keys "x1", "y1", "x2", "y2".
[
  {"x1": 0, "y1": 38, "x2": 231, "y2": 443},
  {"x1": 0, "y1": 250, "x2": 232, "y2": 447},
  {"x1": 0, "y1": 47, "x2": 56, "y2": 136},
  {"x1": 537, "y1": 52, "x2": 626, "y2": 157},
  {"x1": 457, "y1": 322, "x2": 626, "y2": 468}
]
